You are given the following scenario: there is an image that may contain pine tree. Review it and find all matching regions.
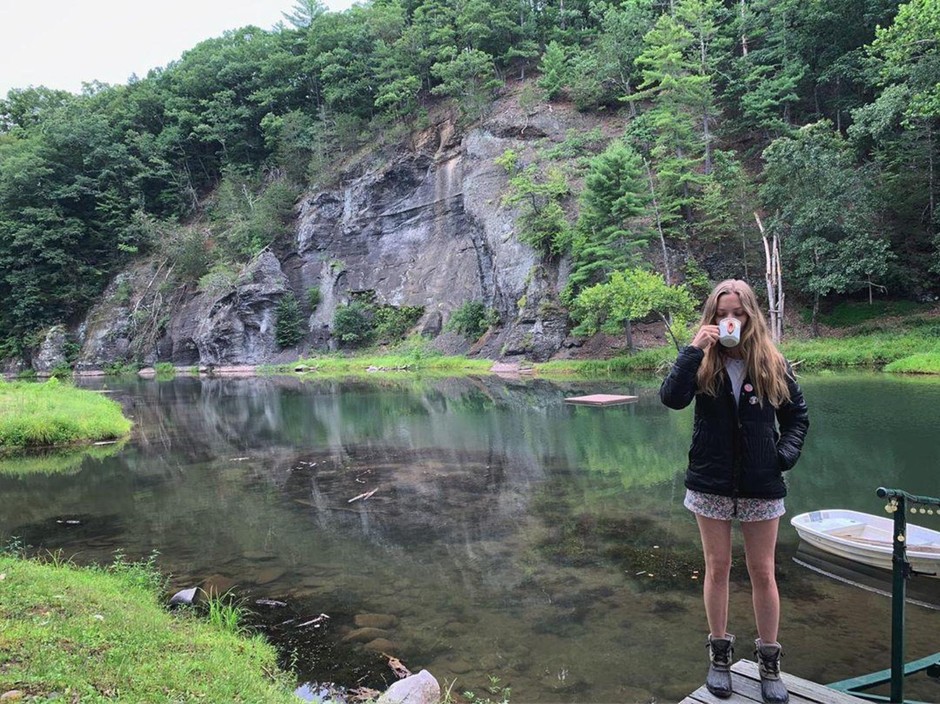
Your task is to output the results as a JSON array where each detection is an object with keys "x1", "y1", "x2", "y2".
[
  {"x1": 628, "y1": 11, "x2": 712, "y2": 237},
  {"x1": 567, "y1": 142, "x2": 650, "y2": 297},
  {"x1": 275, "y1": 293, "x2": 306, "y2": 348},
  {"x1": 725, "y1": 0, "x2": 807, "y2": 137},
  {"x1": 537, "y1": 41, "x2": 569, "y2": 101}
]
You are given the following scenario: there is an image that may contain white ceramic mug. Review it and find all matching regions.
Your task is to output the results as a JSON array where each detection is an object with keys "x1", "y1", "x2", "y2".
[{"x1": 718, "y1": 317, "x2": 741, "y2": 347}]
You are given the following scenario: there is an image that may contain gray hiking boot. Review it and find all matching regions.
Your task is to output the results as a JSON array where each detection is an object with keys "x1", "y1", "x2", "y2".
[
  {"x1": 706, "y1": 633, "x2": 735, "y2": 698},
  {"x1": 755, "y1": 639, "x2": 790, "y2": 704}
]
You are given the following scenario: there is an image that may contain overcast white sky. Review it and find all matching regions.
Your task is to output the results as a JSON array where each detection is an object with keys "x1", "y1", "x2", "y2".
[{"x1": 0, "y1": 0, "x2": 357, "y2": 97}]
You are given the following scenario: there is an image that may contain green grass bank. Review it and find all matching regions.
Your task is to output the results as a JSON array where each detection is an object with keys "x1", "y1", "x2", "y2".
[
  {"x1": 267, "y1": 351, "x2": 494, "y2": 377},
  {"x1": 0, "y1": 379, "x2": 132, "y2": 449},
  {"x1": 535, "y1": 306, "x2": 940, "y2": 377},
  {"x1": 534, "y1": 326, "x2": 940, "y2": 376},
  {"x1": 0, "y1": 553, "x2": 298, "y2": 703}
]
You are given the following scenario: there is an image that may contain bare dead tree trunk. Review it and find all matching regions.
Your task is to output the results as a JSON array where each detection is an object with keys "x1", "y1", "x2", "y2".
[
  {"x1": 656, "y1": 311, "x2": 683, "y2": 352},
  {"x1": 622, "y1": 79, "x2": 637, "y2": 118},
  {"x1": 755, "y1": 212, "x2": 783, "y2": 342},
  {"x1": 867, "y1": 277, "x2": 887, "y2": 304},
  {"x1": 774, "y1": 229, "x2": 783, "y2": 341},
  {"x1": 645, "y1": 159, "x2": 672, "y2": 285},
  {"x1": 742, "y1": 230, "x2": 749, "y2": 281},
  {"x1": 812, "y1": 291, "x2": 820, "y2": 337},
  {"x1": 740, "y1": 0, "x2": 748, "y2": 56},
  {"x1": 810, "y1": 244, "x2": 821, "y2": 337},
  {"x1": 698, "y1": 30, "x2": 712, "y2": 174},
  {"x1": 928, "y1": 122, "x2": 935, "y2": 229}
]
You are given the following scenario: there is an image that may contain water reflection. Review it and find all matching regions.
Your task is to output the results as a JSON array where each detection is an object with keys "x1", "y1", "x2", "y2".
[{"x1": 1, "y1": 373, "x2": 939, "y2": 702}]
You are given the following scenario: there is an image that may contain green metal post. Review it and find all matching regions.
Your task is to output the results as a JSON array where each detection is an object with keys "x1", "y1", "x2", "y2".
[
  {"x1": 828, "y1": 488, "x2": 940, "y2": 702},
  {"x1": 888, "y1": 492, "x2": 906, "y2": 703}
]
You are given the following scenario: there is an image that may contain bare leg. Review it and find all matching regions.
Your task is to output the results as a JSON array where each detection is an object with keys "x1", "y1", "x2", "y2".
[
  {"x1": 695, "y1": 514, "x2": 733, "y2": 637},
  {"x1": 741, "y1": 517, "x2": 781, "y2": 643}
]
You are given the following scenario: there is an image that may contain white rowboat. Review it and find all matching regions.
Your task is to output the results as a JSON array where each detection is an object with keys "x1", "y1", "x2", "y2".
[{"x1": 790, "y1": 509, "x2": 940, "y2": 578}]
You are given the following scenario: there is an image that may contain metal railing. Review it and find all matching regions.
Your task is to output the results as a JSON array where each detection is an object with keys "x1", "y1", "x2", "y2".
[{"x1": 827, "y1": 487, "x2": 940, "y2": 703}]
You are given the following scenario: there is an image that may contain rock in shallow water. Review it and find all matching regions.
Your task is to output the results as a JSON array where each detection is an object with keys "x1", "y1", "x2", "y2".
[
  {"x1": 363, "y1": 637, "x2": 401, "y2": 654},
  {"x1": 375, "y1": 669, "x2": 440, "y2": 704},
  {"x1": 169, "y1": 587, "x2": 198, "y2": 607},
  {"x1": 342, "y1": 627, "x2": 390, "y2": 643},
  {"x1": 354, "y1": 613, "x2": 399, "y2": 629}
]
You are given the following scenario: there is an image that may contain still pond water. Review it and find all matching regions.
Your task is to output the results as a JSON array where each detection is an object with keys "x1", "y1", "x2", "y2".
[{"x1": 2, "y1": 373, "x2": 939, "y2": 703}]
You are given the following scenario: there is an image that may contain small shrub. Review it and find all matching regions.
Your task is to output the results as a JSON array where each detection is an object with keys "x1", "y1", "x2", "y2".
[
  {"x1": 211, "y1": 174, "x2": 300, "y2": 258},
  {"x1": 393, "y1": 334, "x2": 444, "y2": 362},
  {"x1": 332, "y1": 302, "x2": 374, "y2": 346},
  {"x1": 114, "y1": 279, "x2": 133, "y2": 306},
  {"x1": 307, "y1": 286, "x2": 321, "y2": 309},
  {"x1": 373, "y1": 305, "x2": 424, "y2": 342},
  {"x1": 446, "y1": 301, "x2": 498, "y2": 341},
  {"x1": 63, "y1": 340, "x2": 81, "y2": 364},
  {"x1": 198, "y1": 263, "x2": 239, "y2": 296},
  {"x1": 108, "y1": 549, "x2": 165, "y2": 594},
  {"x1": 275, "y1": 294, "x2": 306, "y2": 348},
  {"x1": 682, "y1": 259, "x2": 712, "y2": 300},
  {"x1": 154, "y1": 362, "x2": 176, "y2": 379},
  {"x1": 50, "y1": 363, "x2": 73, "y2": 379},
  {"x1": 202, "y1": 590, "x2": 250, "y2": 636},
  {"x1": 104, "y1": 362, "x2": 138, "y2": 376},
  {"x1": 165, "y1": 225, "x2": 212, "y2": 283}
]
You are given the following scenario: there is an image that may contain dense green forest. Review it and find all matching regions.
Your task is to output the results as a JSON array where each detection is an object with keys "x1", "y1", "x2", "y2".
[{"x1": 0, "y1": 0, "x2": 938, "y2": 357}]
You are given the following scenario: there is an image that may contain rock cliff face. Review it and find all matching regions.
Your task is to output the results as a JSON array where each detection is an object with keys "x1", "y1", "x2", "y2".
[
  {"x1": 76, "y1": 252, "x2": 294, "y2": 370},
  {"x1": 70, "y1": 93, "x2": 625, "y2": 370}
]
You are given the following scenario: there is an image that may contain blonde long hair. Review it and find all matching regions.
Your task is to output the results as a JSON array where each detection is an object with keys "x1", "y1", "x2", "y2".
[{"x1": 695, "y1": 279, "x2": 792, "y2": 407}]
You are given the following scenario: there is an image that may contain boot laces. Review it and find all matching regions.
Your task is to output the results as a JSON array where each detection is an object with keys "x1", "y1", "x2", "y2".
[
  {"x1": 708, "y1": 640, "x2": 733, "y2": 668},
  {"x1": 757, "y1": 648, "x2": 782, "y2": 676}
]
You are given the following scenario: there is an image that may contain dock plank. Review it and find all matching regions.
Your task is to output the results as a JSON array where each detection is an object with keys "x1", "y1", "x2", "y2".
[
  {"x1": 678, "y1": 660, "x2": 868, "y2": 704},
  {"x1": 732, "y1": 661, "x2": 868, "y2": 703}
]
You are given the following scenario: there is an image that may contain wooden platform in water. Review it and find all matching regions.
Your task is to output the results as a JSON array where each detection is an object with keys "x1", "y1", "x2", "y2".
[
  {"x1": 680, "y1": 660, "x2": 867, "y2": 703},
  {"x1": 564, "y1": 393, "x2": 638, "y2": 406}
]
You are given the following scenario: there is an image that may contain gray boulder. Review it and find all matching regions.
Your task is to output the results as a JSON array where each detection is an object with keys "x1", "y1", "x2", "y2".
[
  {"x1": 168, "y1": 587, "x2": 199, "y2": 607},
  {"x1": 376, "y1": 670, "x2": 441, "y2": 704}
]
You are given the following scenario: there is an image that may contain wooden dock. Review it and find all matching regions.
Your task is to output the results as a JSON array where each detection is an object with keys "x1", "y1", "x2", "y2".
[{"x1": 680, "y1": 660, "x2": 867, "y2": 703}]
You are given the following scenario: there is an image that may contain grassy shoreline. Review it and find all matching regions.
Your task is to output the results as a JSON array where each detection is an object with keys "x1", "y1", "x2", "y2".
[
  {"x1": 0, "y1": 552, "x2": 298, "y2": 703},
  {"x1": 0, "y1": 379, "x2": 132, "y2": 450},
  {"x1": 264, "y1": 351, "x2": 494, "y2": 377},
  {"x1": 126, "y1": 335, "x2": 940, "y2": 379},
  {"x1": 533, "y1": 330, "x2": 940, "y2": 376}
]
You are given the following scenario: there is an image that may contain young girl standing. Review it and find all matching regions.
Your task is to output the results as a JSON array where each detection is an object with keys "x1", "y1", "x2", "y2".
[{"x1": 660, "y1": 280, "x2": 809, "y2": 704}]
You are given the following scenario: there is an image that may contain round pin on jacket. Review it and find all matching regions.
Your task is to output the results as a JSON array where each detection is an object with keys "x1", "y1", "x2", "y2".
[
  {"x1": 744, "y1": 383, "x2": 753, "y2": 392},
  {"x1": 749, "y1": 396, "x2": 758, "y2": 405}
]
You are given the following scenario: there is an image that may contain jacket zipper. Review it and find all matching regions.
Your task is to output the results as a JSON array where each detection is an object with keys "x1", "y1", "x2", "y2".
[{"x1": 728, "y1": 373, "x2": 743, "y2": 515}]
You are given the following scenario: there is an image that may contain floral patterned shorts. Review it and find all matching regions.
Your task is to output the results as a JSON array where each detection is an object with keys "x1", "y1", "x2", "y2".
[{"x1": 684, "y1": 489, "x2": 785, "y2": 522}]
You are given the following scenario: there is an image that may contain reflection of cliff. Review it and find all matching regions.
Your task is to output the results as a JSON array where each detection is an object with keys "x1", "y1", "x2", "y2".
[
  {"x1": 0, "y1": 377, "x2": 688, "y2": 573},
  {"x1": 0, "y1": 376, "x2": 732, "y2": 704}
]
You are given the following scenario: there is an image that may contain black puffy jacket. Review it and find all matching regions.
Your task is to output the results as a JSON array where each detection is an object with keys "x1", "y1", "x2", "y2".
[{"x1": 660, "y1": 345, "x2": 810, "y2": 499}]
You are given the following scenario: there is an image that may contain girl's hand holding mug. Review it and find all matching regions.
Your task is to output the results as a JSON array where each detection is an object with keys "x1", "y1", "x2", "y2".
[{"x1": 691, "y1": 325, "x2": 720, "y2": 350}]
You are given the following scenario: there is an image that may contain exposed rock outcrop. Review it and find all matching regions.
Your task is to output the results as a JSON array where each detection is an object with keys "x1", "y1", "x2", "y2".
[
  {"x1": 68, "y1": 93, "x2": 633, "y2": 368},
  {"x1": 168, "y1": 251, "x2": 291, "y2": 366},
  {"x1": 32, "y1": 325, "x2": 69, "y2": 375},
  {"x1": 77, "y1": 252, "x2": 295, "y2": 369}
]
